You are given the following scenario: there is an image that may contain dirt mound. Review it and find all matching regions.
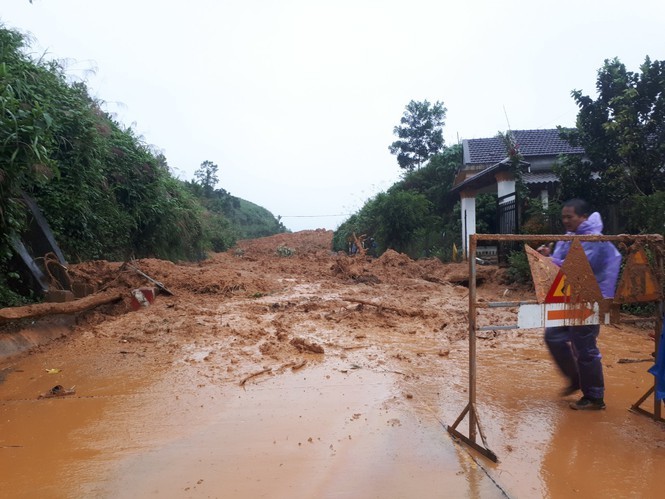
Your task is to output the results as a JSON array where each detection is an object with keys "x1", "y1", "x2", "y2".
[
  {"x1": 17, "y1": 231, "x2": 498, "y2": 367},
  {"x1": 376, "y1": 248, "x2": 413, "y2": 267},
  {"x1": 234, "y1": 229, "x2": 333, "y2": 256},
  {"x1": 331, "y1": 254, "x2": 381, "y2": 284}
]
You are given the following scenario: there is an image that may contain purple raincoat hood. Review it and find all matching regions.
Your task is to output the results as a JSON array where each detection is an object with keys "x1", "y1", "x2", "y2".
[
  {"x1": 552, "y1": 211, "x2": 621, "y2": 298},
  {"x1": 569, "y1": 212, "x2": 603, "y2": 235}
]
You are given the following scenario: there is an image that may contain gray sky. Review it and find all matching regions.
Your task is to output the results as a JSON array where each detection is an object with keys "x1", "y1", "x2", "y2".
[{"x1": 3, "y1": 0, "x2": 664, "y2": 231}]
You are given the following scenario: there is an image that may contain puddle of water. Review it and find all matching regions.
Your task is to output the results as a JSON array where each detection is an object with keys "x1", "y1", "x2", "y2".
[{"x1": 0, "y1": 342, "x2": 167, "y2": 498}]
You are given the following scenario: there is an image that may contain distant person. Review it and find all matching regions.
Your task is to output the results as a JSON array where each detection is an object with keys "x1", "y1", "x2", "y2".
[
  {"x1": 367, "y1": 237, "x2": 377, "y2": 257},
  {"x1": 538, "y1": 199, "x2": 621, "y2": 410}
]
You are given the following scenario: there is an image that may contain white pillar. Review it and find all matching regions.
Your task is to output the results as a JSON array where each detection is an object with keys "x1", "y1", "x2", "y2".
[
  {"x1": 460, "y1": 190, "x2": 476, "y2": 260},
  {"x1": 540, "y1": 189, "x2": 549, "y2": 209},
  {"x1": 495, "y1": 171, "x2": 517, "y2": 235},
  {"x1": 495, "y1": 172, "x2": 515, "y2": 201}
]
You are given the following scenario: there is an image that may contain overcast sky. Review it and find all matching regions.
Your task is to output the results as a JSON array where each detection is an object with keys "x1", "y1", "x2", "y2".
[{"x1": 3, "y1": 0, "x2": 664, "y2": 231}]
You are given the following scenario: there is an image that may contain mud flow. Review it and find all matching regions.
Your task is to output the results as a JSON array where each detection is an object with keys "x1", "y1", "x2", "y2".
[{"x1": 1, "y1": 230, "x2": 664, "y2": 498}]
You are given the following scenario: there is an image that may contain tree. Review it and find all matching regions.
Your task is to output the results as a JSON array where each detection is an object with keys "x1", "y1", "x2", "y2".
[
  {"x1": 333, "y1": 144, "x2": 464, "y2": 259},
  {"x1": 194, "y1": 160, "x2": 219, "y2": 197},
  {"x1": 374, "y1": 190, "x2": 433, "y2": 254},
  {"x1": 557, "y1": 57, "x2": 665, "y2": 205},
  {"x1": 389, "y1": 100, "x2": 446, "y2": 172},
  {"x1": 394, "y1": 144, "x2": 461, "y2": 212}
]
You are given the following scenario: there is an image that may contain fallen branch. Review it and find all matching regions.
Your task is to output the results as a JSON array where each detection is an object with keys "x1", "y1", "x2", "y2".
[
  {"x1": 340, "y1": 297, "x2": 423, "y2": 317},
  {"x1": 121, "y1": 261, "x2": 174, "y2": 296},
  {"x1": 0, "y1": 290, "x2": 123, "y2": 323},
  {"x1": 239, "y1": 368, "x2": 272, "y2": 387},
  {"x1": 352, "y1": 232, "x2": 367, "y2": 257},
  {"x1": 617, "y1": 358, "x2": 653, "y2": 364}
]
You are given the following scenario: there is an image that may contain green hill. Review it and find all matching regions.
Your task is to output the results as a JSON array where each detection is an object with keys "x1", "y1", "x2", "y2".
[{"x1": 225, "y1": 198, "x2": 287, "y2": 240}]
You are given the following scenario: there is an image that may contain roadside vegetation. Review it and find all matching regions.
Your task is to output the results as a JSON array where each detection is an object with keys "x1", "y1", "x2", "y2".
[
  {"x1": 0, "y1": 25, "x2": 284, "y2": 306},
  {"x1": 334, "y1": 58, "x2": 665, "y2": 267}
]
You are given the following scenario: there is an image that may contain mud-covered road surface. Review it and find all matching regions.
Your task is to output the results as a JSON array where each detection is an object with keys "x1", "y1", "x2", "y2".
[{"x1": 1, "y1": 230, "x2": 664, "y2": 498}]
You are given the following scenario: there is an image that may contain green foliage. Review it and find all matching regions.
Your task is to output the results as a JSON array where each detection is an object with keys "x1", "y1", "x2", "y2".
[
  {"x1": 389, "y1": 100, "x2": 446, "y2": 171},
  {"x1": 521, "y1": 198, "x2": 562, "y2": 235},
  {"x1": 475, "y1": 193, "x2": 498, "y2": 234},
  {"x1": 373, "y1": 190, "x2": 433, "y2": 255},
  {"x1": 0, "y1": 25, "x2": 282, "y2": 304},
  {"x1": 275, "y1": 245, "x2": 295, "y2": 257},
  {"x1": 557, "y1": 56, "x2": 665, "y2": 213},
  {"x1": 183, "y1": 181, "x2": 240, "y2": 251},
  {"x1": 335, "y1": 186, "x2": 438, "y2": 258},
  {"x1": 334, "y1": 145, "x2": 465, "y2": 260},
  {"x1": 187, "y1": 182, "x2": 287, "y2": 241},
  {"x1": 620, "y1": 302, "x2": 657, "y2": 317},
  {"x1": 438, "y1": 201, "x2": 463, "y2": 261},
  {"x1": 397, "y1": 145, "x2": 461, "y2": 211},
  {"x1": 201, "y1": 210, "x2": 237, "y2": 253},
  {"x1": 0, "y1": 25, "x2": 210, "y2": 269},
  {"x1": 505, "y1": 250, "x2": 532, "y2": 284},
  {"x1": 1, "y1": 27, "x2": 58, "y2": 265},
  {"x1": 497, "y1": 130, "x2": 529, "y2": 200},
  {"x1": 553, "y1": 155, "x2": 606, "y2": 208},
  {"x1": 0, "y1": 272, "x2": 32, "y2": 307},
  {"x1": 227, "y1": 198, "x2": 287, "y2": 239},
  {"x1": 194, "y1": 160, "x2": 219, "y2": 198},
  {"x1": 333, "y1": 200, "x2": 381, "y2": 253},
  {"x1": 621, "y1": 192, "x2": 665, "y2": 236}
]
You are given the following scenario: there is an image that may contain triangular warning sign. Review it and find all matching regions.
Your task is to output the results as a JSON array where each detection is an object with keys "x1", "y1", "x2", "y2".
[
  {"x1": 615, "y1": 246, "x2": 662, "y2": 303},
  {"x1": 545, "y1": 270, "x2": 571, "y2": 303},
  {"x1": 560, "y1": 239, "x2": 604, "y2": 304},
  {"x1": 525, "y1": 245, "x2": 560, "y2": 303}
]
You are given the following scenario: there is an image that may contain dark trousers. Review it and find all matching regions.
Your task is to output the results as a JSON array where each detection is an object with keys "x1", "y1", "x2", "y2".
[{"x1": 544, "y1": 324, "x2": 605, "y2": 399}]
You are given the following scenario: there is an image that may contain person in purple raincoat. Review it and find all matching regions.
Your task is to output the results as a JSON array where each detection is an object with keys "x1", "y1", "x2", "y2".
[{"x1": 538, "y1": 199, "x2": 622, "y2": 410}]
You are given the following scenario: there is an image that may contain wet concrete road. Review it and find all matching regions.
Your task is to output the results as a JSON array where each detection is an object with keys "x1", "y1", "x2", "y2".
[{"x1": 1, "y1": 353, "x2": 504, "y2": 499}]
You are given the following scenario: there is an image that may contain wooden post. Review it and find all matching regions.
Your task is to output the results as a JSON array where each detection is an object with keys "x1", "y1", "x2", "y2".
[{"x1": 468, "y1": 235, "x2": 478, "y2": 441}]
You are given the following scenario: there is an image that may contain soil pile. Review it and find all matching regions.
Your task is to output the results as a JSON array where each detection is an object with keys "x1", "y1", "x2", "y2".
[{"x1": 56, "y1": 230, "x2": 495, "y2": 378}]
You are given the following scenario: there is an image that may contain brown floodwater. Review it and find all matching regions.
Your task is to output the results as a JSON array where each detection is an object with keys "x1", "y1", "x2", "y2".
[
  {"x1": 1, "y1": 322, "x2": 664, "y2": 499},
  {"x1": 1, "y1": 351, "x2": 505, "y2": 499}
]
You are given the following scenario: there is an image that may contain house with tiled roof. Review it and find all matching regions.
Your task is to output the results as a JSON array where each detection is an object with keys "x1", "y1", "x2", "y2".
[{"x1": 451, "y1": 129, "x2": 585, "y2": 257}]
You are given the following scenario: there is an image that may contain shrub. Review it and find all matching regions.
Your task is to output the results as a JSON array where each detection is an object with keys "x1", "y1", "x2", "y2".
[
  {"x1": 506, "y1": 250, "x2": 532, "y2": 284},
  {"x1": 276, "y1": 245, "x2": 295, "y2": 257}
]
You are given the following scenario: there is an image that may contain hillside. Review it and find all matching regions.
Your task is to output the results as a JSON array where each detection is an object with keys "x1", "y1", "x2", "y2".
[{"x1": 224, "y1": 197, "x2": 287, "y2": 239}]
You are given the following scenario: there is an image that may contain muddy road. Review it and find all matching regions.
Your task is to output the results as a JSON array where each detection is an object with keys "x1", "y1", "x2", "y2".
[{"x1": 1, "y1": 230, "x2": 663, "y2": 498}]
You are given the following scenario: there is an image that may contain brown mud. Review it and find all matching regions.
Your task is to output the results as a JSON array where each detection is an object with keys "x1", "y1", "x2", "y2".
[{"x1": 1, "y1": 229, "x2": 664, "y2": 498}]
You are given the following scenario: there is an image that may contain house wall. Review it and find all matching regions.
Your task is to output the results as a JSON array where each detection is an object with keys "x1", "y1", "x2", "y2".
[{"x1": 527, "y1": 156, "x2": 558, "y2": 171}]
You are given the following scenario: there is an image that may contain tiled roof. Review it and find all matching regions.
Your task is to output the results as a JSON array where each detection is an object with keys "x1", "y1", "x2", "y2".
[
  {"x1": 522, "y1": 172, "x2": 559, "y2": 184},
  {"x1": 464, "y1": 129, "x2": 584, "y2": 165}
]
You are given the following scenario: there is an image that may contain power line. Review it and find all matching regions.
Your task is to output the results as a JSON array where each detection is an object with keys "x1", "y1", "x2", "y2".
[{"x1": 279, "y1": 214, "x2": 354, "y2": 218}]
